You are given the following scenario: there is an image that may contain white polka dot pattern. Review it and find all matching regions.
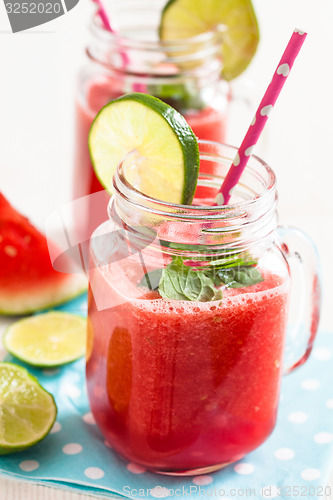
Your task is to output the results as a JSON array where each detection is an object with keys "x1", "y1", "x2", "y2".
[
  {"x1": 215, "y1": 192, "x2": 224, "y2": 205},
  {"x1": 313, "y1": 347, "x2": 332, "y2": 361},
  {"x1": 65, "y1": 385, "x2": 81, "y2": 398},
  {"x1": 50, "y1": 421, "x2": 62, "y2": 434},
  {"x1": 314, "y1": 432, "x2": 333, "y2": 444},
  {"x1": 260, "y1": 104, "x2": 273, "y2": 117},
  {"x1": 274, "y1": 448, "x2": 295, "y2": 460},
  {"x1": 244, "y1": 145, "x2": 255, "y2": 156},
  {"x1": 150, "y1": 486, "x2": 171, "y2": 498},
  {"x1": 276, "y1": 63, "x2": 290, "y2": 76},
  {"x1": 228, "y1": 187, "x2": 235, "y2": 198},
  {"x1": 62, "y1": 443, "x2": 83, "y2": 455},
  {"x1": 233, "y1": 152, "x2": 240, "y2": 166},
  {"x1": 326, "y1": 398, "x2": 333, "y2": 409},
  {"x1": 234, "y1": 463, "x2": 254, "y2": 475},
  {"x1": 126, "y1": 463, "x2": 146, "y2": 474},
  {"x1": 300, "y1": 468, "x2": 321, "y2": 481},
  {"x1": 288, "y1": 411, "x2": 308, "y2": 423},
  {"x1": 84, "y1": 467, "x2": 105, "y2": 479},
  {"x1": 301, "y1": 379, "x2": 320, "y2": 390},
  {"x1": 192, "y1": 475, "x2": 213, "y2": 485},
  {"x1": 6, "y1": 294, "x2": 333, "y2": 497},
  {"x1": 82, "y1": 412, "x2": 96, "y2": 425},
  {"x1": 19, "y1": 461, "x2": 39, "y2": 472}
]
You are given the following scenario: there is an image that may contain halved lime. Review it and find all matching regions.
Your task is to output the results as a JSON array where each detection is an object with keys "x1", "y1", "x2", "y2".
[
  {"x1": 159, "y1": 0, "x2": 259, "y2": 81},
  {"x1": 3, "y1": 312, "x2": 86, "y2": 367},
  {"x1": 89, "y1": 93, "x2": 199, "y2": 204},
  {"x1": 0, "y1": 362, "x2": 57, "y2": 455}
]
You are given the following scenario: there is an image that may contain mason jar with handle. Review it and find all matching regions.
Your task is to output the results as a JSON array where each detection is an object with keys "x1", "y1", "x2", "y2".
[{"x1": 86, "y1": 141, "x2": 321, "y2": 475}]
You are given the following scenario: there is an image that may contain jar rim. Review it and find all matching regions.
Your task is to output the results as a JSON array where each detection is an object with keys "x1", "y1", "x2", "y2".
[
  {"x1": 108, "y1": 140, "x2": 278, "y2": 251},
  {"x1": 90, "y1": 11, "x2": 226, "y2": 52},
  {"x1": 111, "y1": 140, "x2": 276, "y2": 218}
]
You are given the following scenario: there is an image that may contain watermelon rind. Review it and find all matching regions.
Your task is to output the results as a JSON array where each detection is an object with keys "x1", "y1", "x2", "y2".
[{"x1": 0, "y1": 274, "x2": 87, "y2": 316}]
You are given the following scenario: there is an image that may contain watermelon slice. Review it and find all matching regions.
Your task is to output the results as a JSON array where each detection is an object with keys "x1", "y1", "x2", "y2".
[{"x1": 0, "y1": 193, "x2": 87, "y2": 315}]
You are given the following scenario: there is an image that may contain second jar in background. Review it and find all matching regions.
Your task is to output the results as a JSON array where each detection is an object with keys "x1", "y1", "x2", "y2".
[{"x1": 74, "y1": 0, "x2": 250, "y2": 230}]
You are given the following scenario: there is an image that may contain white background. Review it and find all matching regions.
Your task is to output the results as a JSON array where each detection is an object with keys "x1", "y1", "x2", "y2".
[{"x1": 0, "y1": 2, "x2": 332, "y2": 320}]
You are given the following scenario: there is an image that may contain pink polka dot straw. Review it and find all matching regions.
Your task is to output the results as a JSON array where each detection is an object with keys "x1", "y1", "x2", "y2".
[{"x1": 215, "y1": 29, "x2": 307, "y2": 207}]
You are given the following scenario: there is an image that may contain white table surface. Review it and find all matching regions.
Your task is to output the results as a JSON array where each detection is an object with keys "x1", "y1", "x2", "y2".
[{"x1": 1, "y1": 0, "x2": 333, "y2": 498}]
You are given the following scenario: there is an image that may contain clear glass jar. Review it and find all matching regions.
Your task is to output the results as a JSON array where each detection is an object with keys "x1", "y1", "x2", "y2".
[
  {"x1": 86, "y1": 141, "x2": 321, "y2": 475},
  {"x1": 74, "y1": 0, "x2": 254, "y2": 230}
]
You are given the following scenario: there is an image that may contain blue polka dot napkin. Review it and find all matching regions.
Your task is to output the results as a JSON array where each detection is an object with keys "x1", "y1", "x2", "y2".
[{"x1": 1, "y1": 293, "x2": 333, "y2": 500}]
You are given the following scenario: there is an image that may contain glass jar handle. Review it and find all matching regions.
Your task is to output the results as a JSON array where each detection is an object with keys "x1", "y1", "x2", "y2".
[{"x1": 276, "y1": 226, "x2": 321, "y2": 375}]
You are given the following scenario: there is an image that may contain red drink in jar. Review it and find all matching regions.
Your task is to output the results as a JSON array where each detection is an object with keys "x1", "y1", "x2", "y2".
[
  {"x1": 87, "y1": 265, "x2": 288, "y2": 471},
  {"x1": 86, "y1": 142, "x2": 320, "y2": 474}
]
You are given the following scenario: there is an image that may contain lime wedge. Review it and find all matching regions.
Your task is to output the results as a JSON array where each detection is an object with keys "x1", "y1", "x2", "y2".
[
  {"x1": 159, "y1": 0, "x2": 259, "y2": 81},
  {"x1": 3, "y1": 312, "x2": 86, "y2": 367},
  {"x1": 89, "y1": 93, "x2": 199, "y2": 204},
  {"x1": 0, "y1": 363, "x2": 57, "y2": 455}
]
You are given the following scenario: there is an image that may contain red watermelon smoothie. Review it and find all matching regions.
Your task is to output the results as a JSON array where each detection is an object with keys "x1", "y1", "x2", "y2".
[
  {"x1": 87, "y1": 258, "x2": 289, "y2": 472},
  {"x1": 86, "y1": 141, "x2": 290, "y2": 475},
  {"x1": 85, "y1": 141, "x2": 293, "y2": 473}
]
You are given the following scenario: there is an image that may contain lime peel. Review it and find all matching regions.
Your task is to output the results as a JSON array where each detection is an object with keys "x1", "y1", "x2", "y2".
[
  {"x1": 159, "y1": 0, "x2": 260, "y2": 80},
  {"x1": 3, "y1": 312, "x2": 87, "y2": 368},
  {"x1": 0, "y1": 362, "x2": 57, "y2": 455}
]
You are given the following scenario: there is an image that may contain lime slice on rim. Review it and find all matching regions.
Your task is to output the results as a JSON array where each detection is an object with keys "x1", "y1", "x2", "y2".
[
  {"x1": 159, "y1": 0, "x2": 259, "y2": 81},
  {"x1": 3, "y1": 312, "x2": 87, "y2": 367},
  {"x1": 89, "y1": 93, "x2": 200, "y2": 205},
  {"x1": 0, "y1": 363, "x2": 57, "y2": 455}
]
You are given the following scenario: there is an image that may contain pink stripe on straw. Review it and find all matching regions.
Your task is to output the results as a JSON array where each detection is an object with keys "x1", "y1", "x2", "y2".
[
  {"x1": 93, "y1": 0, "x2": 113, "y2": 32},
  {"x1": 92, "y1": 0, "x2": 145, "y2": 91},
  {"x1": 215, "y1": 29, "x2": 307, "y2": 206},
  {"x1": 92, "y1": 0, "x2": 130, "y2": 66}
]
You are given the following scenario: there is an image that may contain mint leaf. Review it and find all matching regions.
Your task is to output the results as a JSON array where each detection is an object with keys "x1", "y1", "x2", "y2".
[
  {"x1": 194, "y1": 271, "x2": 224, "y2": 301},
  {"x1": 216, "y1": 266, "x2": 263, "y2": 288},
  {"x1": 138, "y1": 252, "x2": 264, "y2": 302},
  {"x1": 159, "y1": 257, "x2": 223, "y2": 302},
  {"x1": 166, "y1": 243, "x2": 257, "y2": 268},
  {"x1": 202, "y1": 254, "x2": 257, "y2": 269},
  {"x1": 158, "y1": 256, "x2": 191, "y2": 300}
]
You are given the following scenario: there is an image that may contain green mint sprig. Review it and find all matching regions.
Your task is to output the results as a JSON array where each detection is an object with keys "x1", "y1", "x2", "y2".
[{"x1": 138, "y1": 252, "x2": 263, "y2": 302}]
